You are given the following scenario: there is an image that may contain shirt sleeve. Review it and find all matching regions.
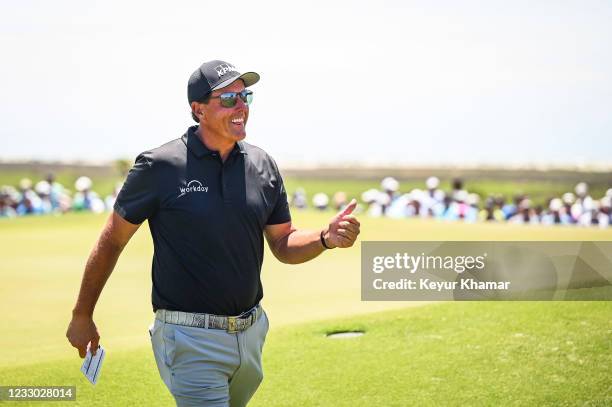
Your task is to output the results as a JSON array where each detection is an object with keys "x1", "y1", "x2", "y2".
[
  {"x1": 266, "y1": 158, "x2": 292, "y2": 225},
  {"x1": 113, "y1": 151, "x2": 158, "y2": 224}
]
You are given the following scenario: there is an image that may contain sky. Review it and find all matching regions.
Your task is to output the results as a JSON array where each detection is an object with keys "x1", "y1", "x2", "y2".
[{"x1": 1, "y1": 0, "x2": 611, "y2": 167}]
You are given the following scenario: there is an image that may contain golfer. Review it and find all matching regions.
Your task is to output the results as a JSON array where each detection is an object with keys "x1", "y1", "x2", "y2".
[{"x1": 66, "y1": 59, "x2": 360, "y2": 407}]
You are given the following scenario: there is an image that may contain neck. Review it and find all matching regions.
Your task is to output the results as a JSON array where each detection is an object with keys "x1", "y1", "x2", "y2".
[{"x1": 196, "y1": 126, "x2": 235, "y2": 162}]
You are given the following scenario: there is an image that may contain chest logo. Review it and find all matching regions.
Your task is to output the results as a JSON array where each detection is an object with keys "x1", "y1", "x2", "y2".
[{"x1": 178, "y1": 180, "x2": 209, "y2": 198}]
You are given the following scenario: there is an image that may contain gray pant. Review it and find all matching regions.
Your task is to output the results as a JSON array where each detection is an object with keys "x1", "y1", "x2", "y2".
[{"x1": 150, "y1": 309, "x2": 269, "y2": 407}]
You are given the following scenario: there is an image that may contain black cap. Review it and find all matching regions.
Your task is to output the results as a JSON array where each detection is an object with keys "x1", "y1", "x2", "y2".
[{"x1": 187, "y1": 60, "x2": 260, "y2": 104}]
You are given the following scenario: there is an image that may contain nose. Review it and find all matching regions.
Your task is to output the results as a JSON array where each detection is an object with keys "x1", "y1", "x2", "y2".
[{"x1": 235, "y1": 95, "x2": 248, "y2": 109}]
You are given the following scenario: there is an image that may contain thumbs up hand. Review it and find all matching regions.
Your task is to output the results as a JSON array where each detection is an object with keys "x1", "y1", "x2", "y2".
[{"x1": 324, "y1": 199, "x2": 361, "y2": 249}]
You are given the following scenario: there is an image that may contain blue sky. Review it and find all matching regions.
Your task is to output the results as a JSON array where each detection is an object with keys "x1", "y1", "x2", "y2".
[{"x1": 1, "y1": 0, "x2": 611, "y2": 167}]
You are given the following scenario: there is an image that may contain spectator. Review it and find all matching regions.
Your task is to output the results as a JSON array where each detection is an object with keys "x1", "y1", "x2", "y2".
[
  {"x1": 501, "y1": 194, "x2": 523, "y2": 220},
  {"x1": 479, "y1": 195, "x2": 504, "y2": 222},
  {"x1": 34, "y1": 180, "x2": 53, "y2": 214},
  {"x1": 312, "y1": 192, "x2": 329, "y2": 211},
  {"x1": 16, "y1": 178, "x2": 44, "y2": 215},
  {"x1": 598, "y1": 196, "x2": 611, "y2": 228},
  {"x1": 422, "y1": 176, "x2": 445, "y2": 217},
  {"x1": 45, "y1": 173, "x2": 68, "y2": 212},
  {"x1": 380, "y1": 177, "x2": 400, "y2": 215},
  {"x1": 464, "y1": 193, "x2": 480, "y2": 223},
  {"x1": 408, "y1": 190, "x2": 424, "y2": 217},
  {"x1": 291, "y1": 188, "x2": 308, "y2": 209},
  {"x1": 451, "y1": 190, "x2": 470, "y2": 220},
  {"x1": 72, "y1": 176, "x2": 105, "y2": 213},
  {"x1": 572, "y1": 182, "x2": 594, "y2": 227},
  {"x1": 0, "y1": 188, "x2": 17, "y2": 218},
  {"x1": 542, "y1": 198, "x2": 569, "y2": 225},
  {"x1": 361, "y1": 188, "x2": 384, "y2": 218},
  {"x1": 509, "y1": 198, "x2": 539, "y2": 225},
  {"x1": 434, "y1": 195, "x2": 451, "y2": 221},
  {"x1": 386, "y1": 192, "x2": 411, "y2": 218},
  {"x1": 450, "y1": 178, "x2": 466, "y2": 202}
]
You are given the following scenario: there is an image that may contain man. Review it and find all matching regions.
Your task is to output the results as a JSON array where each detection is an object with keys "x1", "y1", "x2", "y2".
[{"x1": 66, "y1": 60, "x2": 360, "y2": 407}]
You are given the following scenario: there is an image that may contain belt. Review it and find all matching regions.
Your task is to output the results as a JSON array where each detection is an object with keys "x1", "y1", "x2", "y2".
[{"x1": 155, "y1": 305, "x2": 261, "y2": 333}]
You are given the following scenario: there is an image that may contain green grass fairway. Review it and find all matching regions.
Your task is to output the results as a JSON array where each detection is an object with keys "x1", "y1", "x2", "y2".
[
  {"x1": 1, "y1": 303, "x2": 610, "y2": 406},
  {"x1": 0, "y1": 212, "x2": 611, "y2": 406}
]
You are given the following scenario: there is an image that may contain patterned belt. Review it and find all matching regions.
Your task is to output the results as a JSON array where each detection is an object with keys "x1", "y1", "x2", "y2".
[{"x1": 155, "y1": 305, "x2": 261, "y2": 333}]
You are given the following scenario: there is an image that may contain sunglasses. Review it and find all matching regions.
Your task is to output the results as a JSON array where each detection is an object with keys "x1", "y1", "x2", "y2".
[{"x1": 209, "y1": 89, "x2": 253, "y2": 108}]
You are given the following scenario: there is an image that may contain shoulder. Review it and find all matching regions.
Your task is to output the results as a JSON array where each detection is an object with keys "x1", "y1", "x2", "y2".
[{"x1": 135, "y1": 137, "x2": 187, "y2": 169}]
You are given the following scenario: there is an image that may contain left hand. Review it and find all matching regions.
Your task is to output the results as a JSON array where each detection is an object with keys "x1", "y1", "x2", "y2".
[{"x1": 324, "y1": 199, "x2": 361, "y2": 249}]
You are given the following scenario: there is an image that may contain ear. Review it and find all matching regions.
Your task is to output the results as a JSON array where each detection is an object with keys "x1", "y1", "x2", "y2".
[{"x1": 191, "y1": 102, "x2": 204, "y2": 120}]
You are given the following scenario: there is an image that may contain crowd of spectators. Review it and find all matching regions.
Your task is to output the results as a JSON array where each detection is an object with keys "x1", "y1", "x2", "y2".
[
  {"x1": 290, "y1": 177, "x2": 612, "y2": 228},
  {"x1": 2, "y1": 173, "x2": 611, "y2": 228},
  {"x1": 0, "y1": 174, "x2": 120, "y2": 218}
]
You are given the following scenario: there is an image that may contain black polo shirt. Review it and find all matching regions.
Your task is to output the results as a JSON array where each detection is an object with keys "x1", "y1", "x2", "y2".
[{"x1": 114, "y1": 125, "x2": 291, "y2": 315}]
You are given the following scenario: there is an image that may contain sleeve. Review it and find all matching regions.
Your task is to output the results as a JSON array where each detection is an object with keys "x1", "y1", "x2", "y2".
[
  {"x1": 113, "y1": 151, "x2": 158, "y2": 224},
  {"x1": 266, "y1": 158, "x2": 292, "y2": 225}
]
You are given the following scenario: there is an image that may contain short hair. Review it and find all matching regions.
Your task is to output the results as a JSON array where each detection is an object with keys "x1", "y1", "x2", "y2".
[{"x1": 191, "y1": 94, "x2": 211, "y2": 123}]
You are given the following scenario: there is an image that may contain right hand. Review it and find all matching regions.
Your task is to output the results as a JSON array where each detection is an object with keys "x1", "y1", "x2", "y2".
[
  {"x1": 66, "y1": 314, "x2": 100, "y2": 358},
  {"x1": 325, "y1": 199, "x2": 360, "y2": 249}
]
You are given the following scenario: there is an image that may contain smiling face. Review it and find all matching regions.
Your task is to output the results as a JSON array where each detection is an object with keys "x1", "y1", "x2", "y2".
[{"x1": 194, "y1": 79, "x2": 249, "y2": 150}]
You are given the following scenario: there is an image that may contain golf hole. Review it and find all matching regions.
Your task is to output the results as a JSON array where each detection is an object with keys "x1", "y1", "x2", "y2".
[{"x1": 326, "y1": 330, "x2": 365, "y2": 339}]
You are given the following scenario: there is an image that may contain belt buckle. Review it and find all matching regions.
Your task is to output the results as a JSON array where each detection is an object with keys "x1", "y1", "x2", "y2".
[{"x1": 227, "y1": 316, "x2": 238, "y2": 333}]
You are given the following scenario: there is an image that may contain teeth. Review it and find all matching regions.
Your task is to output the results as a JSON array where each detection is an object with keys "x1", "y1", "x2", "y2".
[{"x1": 231, "y1": 117, "x2": 244, "y2": 124}]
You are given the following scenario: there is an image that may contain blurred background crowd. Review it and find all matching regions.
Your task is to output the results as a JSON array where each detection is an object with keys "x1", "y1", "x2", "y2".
[
  {"x1": 0, "y1": 174, "x2": 120, "y2": 218},
  {"x1": 291, "y1": 176, "x2": 612, "y2": 228},
  {"x1": 2, "y1": 174, "x2": 611, "y2": 228}
]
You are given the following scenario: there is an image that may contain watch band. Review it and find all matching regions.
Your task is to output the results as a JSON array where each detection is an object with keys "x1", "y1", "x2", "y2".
[{"x1": 320, "y1": 229, "x2": 333, "y2": 250}]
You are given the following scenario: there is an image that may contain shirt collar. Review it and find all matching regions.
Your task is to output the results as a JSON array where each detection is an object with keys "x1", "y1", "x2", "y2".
[{"x1": 182, "y1": 125, "x2": 247, "y2": 159}]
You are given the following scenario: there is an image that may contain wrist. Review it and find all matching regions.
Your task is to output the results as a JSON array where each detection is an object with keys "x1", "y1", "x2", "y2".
[
  {"x1": 72, "y1": 307, "x2": 93, "y2": 319},
  {"x1": 320, "y1": 228, "x2": 335, "y2": 250}
]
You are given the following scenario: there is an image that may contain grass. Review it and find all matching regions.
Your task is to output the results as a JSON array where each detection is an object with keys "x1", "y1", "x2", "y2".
[
  {"x1": 0, "y1": 211, "x2": 611, "y2": 406},
  {"x1": 0, "y1": 303, "x2": 610, "y2": 406},
  {"x1": 255, "y1": 302, "x2": 612, "y2": 407}
]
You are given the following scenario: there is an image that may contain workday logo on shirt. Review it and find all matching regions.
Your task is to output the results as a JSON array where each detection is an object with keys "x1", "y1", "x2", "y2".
[{"x1": 178, "y1": 180, "x2": 209, "y2": 198}]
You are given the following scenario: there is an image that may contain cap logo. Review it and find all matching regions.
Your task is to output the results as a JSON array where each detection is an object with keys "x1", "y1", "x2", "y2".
[{"x1": 215, "y1": 63, "x2": 238, "y2": 78}]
